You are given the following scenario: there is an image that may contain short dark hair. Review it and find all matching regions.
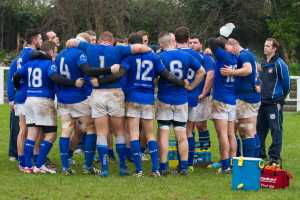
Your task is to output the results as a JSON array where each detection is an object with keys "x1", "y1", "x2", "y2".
[
  {"x1": 128, "y1": 32, "x2": 143, "y2": 44},
  {"x1": 40, "y1": 41, "x2": 56, "y2": 52},
  {"x1": 25, "y1": 31, "x2": 40, "y2": 44},
  {"x1": 175, "y1": 26, "x2": 190, "y2": 43},
  {"x1": 190, "y1": 35, "x2": 203, "y2": 44}
]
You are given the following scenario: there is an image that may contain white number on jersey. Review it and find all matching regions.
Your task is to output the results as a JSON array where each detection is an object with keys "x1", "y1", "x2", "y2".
[
  {"x1": 99, "y1": 56, "x2": 105, "y2": 68},
  {"x1": 170, "y1": 60, "x2": 183, "y2": 79},
  {"x1": 187, "y1": 68, "x2": 195, "y2": 80},
  {"x1": 59, "y1": 57, "x2": 71, "y2": 79},
  {"x1": 136, "y1": 59, "x2": 154, "y2": 81},
  {"x1": 226, "y1": 64, "x2": 237, "y2": 83},
  {"x1": 28, "y1": 67, "x2": 42, "y2": 88}
]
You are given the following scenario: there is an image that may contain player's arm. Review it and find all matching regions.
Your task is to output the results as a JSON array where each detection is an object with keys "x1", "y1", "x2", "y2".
[
  {"x1": 221, "y1": 62, "x2": 252, "y2": 77},
  {"x1": 13, "y1": 72, "x2": 22, "y2": 89},
  {"x1": 50, "y1": 73, "x2": 84, "y2": 88},
  {"x1": 159, "y1": 69, "x2": 185, "y2": 87},
  {"x1": 7, "y1": 63, "x2": 16, "y2": 103},
  {"x1": 130, "y1": 44, "x2": 152, "y2": 54},
  {"x1": 79, "y1": 64, "x2": 119, "y2": 76},
  {"x1": 277, "y1": 60, "x2": 290, "y2": 97},
  {"x1": 188, "y1": 67, "x2": 206, "y2": 90},
  {"x1": 199, "y1": 70, "x2": 214, "y2": 99},
  {"x1": 91, "y1": 67, "x2": 127, "y2": 87},
  {"x1": 187, "y1": 57, "x2": 206, "y2": 90}
]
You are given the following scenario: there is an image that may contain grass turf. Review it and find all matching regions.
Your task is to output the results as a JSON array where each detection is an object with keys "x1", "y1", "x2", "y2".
[{"x1": 0, "y1": 104, "x2": 299, "y2": 200}]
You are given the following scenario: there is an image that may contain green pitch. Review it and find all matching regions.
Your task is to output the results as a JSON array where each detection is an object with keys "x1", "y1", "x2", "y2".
[{"x1": 0, "y1": 104, "x2": 299, "y2": 200}]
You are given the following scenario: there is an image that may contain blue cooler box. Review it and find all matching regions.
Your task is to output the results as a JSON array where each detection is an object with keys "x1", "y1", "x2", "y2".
[{"x1": 232, "y1": 157, "x2": 264, "y2": 191}]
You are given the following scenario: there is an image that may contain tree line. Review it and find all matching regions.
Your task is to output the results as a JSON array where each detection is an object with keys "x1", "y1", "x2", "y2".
[{"x1": 0, "y1": 0, "x2": 299, "y2": 66}]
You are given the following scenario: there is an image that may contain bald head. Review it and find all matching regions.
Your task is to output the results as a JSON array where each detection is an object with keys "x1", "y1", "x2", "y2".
[{"x1": 225, "y1": 38, "x2": 242, "y2": 55}]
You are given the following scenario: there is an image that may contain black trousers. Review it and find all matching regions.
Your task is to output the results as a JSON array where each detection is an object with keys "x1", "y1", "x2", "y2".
[
  {"x1": 257, "y1": 103, "x2": 283, "y2": 160},
  {"x1": 8, "y1": 111, "x2": 19, "y2": 158}
]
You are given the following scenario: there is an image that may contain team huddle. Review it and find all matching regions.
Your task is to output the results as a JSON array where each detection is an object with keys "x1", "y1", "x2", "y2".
[{"x1": 7, "y1": 25, "x2": 290, "y2": 177}]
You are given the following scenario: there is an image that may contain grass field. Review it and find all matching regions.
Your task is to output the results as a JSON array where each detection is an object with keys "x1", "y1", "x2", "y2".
[{"x1": 0, "y1": 104, "x2": 299, "y2": 200}]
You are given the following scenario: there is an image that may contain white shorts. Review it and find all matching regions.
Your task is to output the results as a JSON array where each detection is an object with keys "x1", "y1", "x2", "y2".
[
  {"x1": 15, "y1": 103, "x2": 26, "y2": 117},
  {"x1": 25, "y1": 97, "x2": 57, "y2": 126},
  {"x1": 211, "y1": 100, "x2": 236, "y2": 121},
  {"x1": 90, "y1": 89, "x2": 125, "y2": 118},
  {"x1": 58, "y1": 99, "x2": 91, "y2": 118},
  {"x1": 126, "y1": 102, "x2": 154, "y2": 119},
  {"x1": 156, "y1": 100, "x2": 188, "y2": 122},
  {"x1": 188, "y1": 96, "x2": 212, "y2": 122},
  {"x1": 236, "y1": 100, "x2": 260, "y2": 119}
]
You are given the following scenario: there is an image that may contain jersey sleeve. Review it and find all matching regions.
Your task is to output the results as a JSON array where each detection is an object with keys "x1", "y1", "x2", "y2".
[
  {"x1": 7, "y1": 61, "x2": 17, "y2": 102},
  {"x1": 47, "y1": 63, "x2": 58, "y2": 77},
  {"x1": 239, "y1": 52, "x2": 251, "y2": 66},
  {"x1": 77, "y1": 52, "x2": 88, "y2": 66},
  {"x1": 78, "y1": 41, "x2": 91, "y2": 52},
  {"x1": 190, "y1": 55, "x2": 201, "y2": 71},
  {"x1": 276, "y1": 59, "x2": 290, "y2": 96},
  {"x1": 214, "y1": 47, "x2": 234, "y2": 64}
]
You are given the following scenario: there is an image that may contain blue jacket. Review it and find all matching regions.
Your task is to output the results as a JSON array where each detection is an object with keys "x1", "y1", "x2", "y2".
[
  {"x1": 260, "y1": 54, "x2": 290, "y2": 104},
  {"x1": 6, "y1": 59, "x2": 17, "y2": 102}
]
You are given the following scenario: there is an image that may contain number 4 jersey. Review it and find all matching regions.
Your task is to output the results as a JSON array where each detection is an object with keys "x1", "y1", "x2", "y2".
[
  {"x1": 18, "y1": 54, "x2": 57, "y2": 99},
  {"x1": 157, "y1": 49, "x2": 201, "y2": 105},
  {"x1": 55, "y1": 48, "x2": 89, "y2": 104}
]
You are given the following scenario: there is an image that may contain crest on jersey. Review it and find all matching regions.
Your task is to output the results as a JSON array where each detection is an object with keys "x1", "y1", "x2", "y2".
[
  {"x1": 50, "y1": 64, "x2": 57, "y2": 72},
  {"x1": 80, "y1": 54, "x2": 87, "y2": 62}
]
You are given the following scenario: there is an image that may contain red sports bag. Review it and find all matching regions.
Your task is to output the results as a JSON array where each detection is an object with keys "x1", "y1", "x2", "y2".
[{"x1": 260, "y1": 165, "x2": 292, "y2": 189}]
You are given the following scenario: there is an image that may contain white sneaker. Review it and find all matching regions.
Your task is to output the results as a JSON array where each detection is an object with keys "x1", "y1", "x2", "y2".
[
  {"x1": 33, "y1": 166, "x2": 46, "y2": 174},
  {"x1": 9, "y1": 157, "x2": 16, "y2": 162},
  {"x1": 74, "y1": 149, "x2": 82, "y2": 154},
  {"x1": 34, "y1": 165, "x2": 57, "y2": 174}
]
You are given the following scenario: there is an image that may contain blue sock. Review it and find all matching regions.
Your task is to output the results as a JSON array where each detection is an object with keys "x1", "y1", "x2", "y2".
[
  {"x1": 242, "y1": 137, "x2": 256, "y2": 157},
  {"x1": 24, "y1": 139, "x2": 35, "y2": 168},
  {"x1": 84, "y1": 134, "x2": 96, "y2": 169},
  {"x1": 97, "y1": 145, "x2": 109, "y2": 172},
  {"x1": 130, "y1": 140, "x2": 142, "y2": 173},
  {"x1": 199, "y1": 130, "x2": 210, "y2": 149},
  {"x1": 180, "y1": 160, "x2": 188, "y2": 171},
  {"x1": 221, "y1": 159, "x2": 230, "y2": 170},
  {"x1": 160, "y1": 162, "x2": 168, "y2": 171},
  {"x1": 236, "y1": 136, "x2": 241, "y2": 157},
  {"x1": 188, "y1": 136, "x2": 195, "y2": 166},
  {"x1": 18, "y1": 155, "x2": 25, "y2": 168},
  {"x1": 116, "y1": 143, "x2": 127, "y2": 170},
  {"x1": 36, "y1": 140, "x2": 53, "y2": 168},
  {"x1": 59, "y1": 137, "x2": 70, "y2": 170},
  {"x1": 148, "y1": 140, "x2": 159, "y2": 172},
  {"x1": 254, "y1": 134, "x2": 260, "y2": 158}
]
